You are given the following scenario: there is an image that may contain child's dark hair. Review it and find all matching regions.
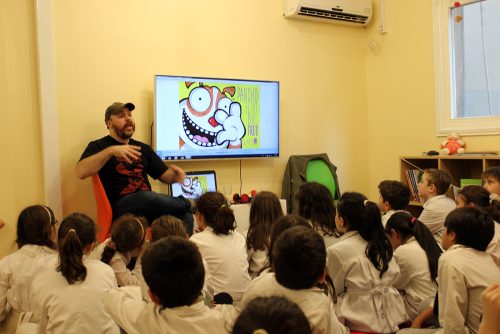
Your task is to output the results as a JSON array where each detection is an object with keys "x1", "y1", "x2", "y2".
[
  {"x1": 296, "y1": 182, "x2": 338, "y2": 237},
  {"x1": 16, "y1": 205, "x2": 57, "y2": 249},
  {"x1": 247, "y1": 191, "x2": 284, "y2": 251},
  {"x1": 195, "y1": 192, "x2": 235, "y2": 235},
  {"x1": 489, "y1": 199, "x2": 500, "y2": 223},
  {"x1": 142, "y1": 236, "x2": 204, "y2": 308},
  {"x1": 151, "y1": 215, "x2": 187, "y2": 242},
  {"x1": 385, "y1": 212, "x2": 442, "y2": 281},
  {"x1": 424, "y1": 169, "x2": 451, "y2": 195},
  {"x1": 482, "y1": 166, "x2": 500, "y2": 181},
  {"x1": 378, "y1": 180, "x2": 411, "y2": 210},
  {"x1": 458, "y1": 186, "x2": 500, "y2": 222},
  {"x1": 337, "y1": 192, "x2": 393, "y2": 278},
  {"x1": 272, "y1": 226, "x2": 325, "y2": 290},
  {"x1": 264, "y1": 215, "x2": 312, "y2": 272},
  {"x1": 232, "y1": 296, "x2": 311, "y2": 334},
  {"x1": 57, "y1": 213, "x2": 96, "y2": 284},
  {"x1": 458, "y1": 185, "x2": 490, "y2": 207},
  {"x1": 101, "y1": 214, "x2": 148, "y2": 265},
  {"x1": 444, "y1": 207, "x2": 494, "y2": 251}
]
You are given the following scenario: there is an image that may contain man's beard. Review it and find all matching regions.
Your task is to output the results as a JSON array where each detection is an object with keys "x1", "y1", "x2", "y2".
[{"x1": 113, "y1": 123, "x2": 135, "y2": 139}]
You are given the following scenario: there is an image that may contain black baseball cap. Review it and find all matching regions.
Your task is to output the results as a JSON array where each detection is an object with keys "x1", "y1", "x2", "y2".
[{"x1": 105, "y1": 102, "x2": 135, "y2": 123}]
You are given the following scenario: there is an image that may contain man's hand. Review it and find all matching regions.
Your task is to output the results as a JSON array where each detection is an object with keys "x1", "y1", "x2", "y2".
[
  {"x1": 160, "y1": 164, "x2": 186, "y2": 184},
  {"x1": 76, "y1": 144, "x2": 141, "y2": 179},
  {"x1": 109, "y1": 145, "x2": 141, "y2": 164}
]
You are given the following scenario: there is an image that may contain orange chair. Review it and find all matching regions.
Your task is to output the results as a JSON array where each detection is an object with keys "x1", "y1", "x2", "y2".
[{"x1": 91, "y1": 174, "x2": 113, "y2": 242}]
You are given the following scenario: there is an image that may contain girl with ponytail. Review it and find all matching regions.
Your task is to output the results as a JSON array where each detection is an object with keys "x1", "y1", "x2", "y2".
[
  {"x1": 91, "y1": 214, "x2": 148, "y2": 287},
  {"x1": 190, "y1": 192, "x2": 251, "y2": 305},
  {"x1": 0, "y1": 205, "x2": 57, "y2": 326},
  {"x1": 31, "y1": 213, "x2": 119, "y2": 333},
  {"x1": 385, "y1": 212, "x2": 442, "y2": 320},
  {"x1": 326, "y1": 192, "x2": 407, "y2": 333}
]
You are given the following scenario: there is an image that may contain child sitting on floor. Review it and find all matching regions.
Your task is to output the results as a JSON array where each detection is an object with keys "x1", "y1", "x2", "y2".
[
  {"x1": 31, "y1": 213, "x2": 119, "y2": 333},
  {"x1": 456, "y1": 185, "x2": 500, "y2": 263},
  {"x1": 296, "y1": 182, "x2": 339, "y2": 248},
  {"x1": 385, "y1": 212, "x2": 442, "y2": 320},
  {"x1": 0, "y1": 205, "x2": 58, "y2": 329},
  {"x1": 240, "y1": 226, "x2": 348, "y2": 334},
  {"x1": 104, "y1": 236, "x2": 226, "y2": 334},
  {"x1": 190, "y1": 192, "x2": 251, "y2": 305},
  {"x1": 327, "y1": 192, "x2": 407, "y2": 333},
  {"x1": 245, "y1": 191, "x2": 284, "y2": 278},
  {"x1": 232, "y1": 296, "x2": 311, "y2": 334},
  {"x1": 378, "y1": 180, "x2": 411, "y2": 226},
  {"x1": 417, "y1": 169, "x2": 456, "y2": 242}
]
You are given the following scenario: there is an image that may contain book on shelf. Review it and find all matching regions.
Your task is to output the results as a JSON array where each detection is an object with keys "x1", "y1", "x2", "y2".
[
  {"x1": 404, "y1": 169, "x2": 424, "y2": 203},
  {"x1": 451, "y1": 185, "x2": 461, "y2": 200},
  {"x1": 460, "y1": 178, "x2": 482, "y2": 188}
]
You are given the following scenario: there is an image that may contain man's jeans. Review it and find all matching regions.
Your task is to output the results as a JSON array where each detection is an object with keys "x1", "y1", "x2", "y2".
[{"x1": 113, "y1": 191, "x2": 194, "y2": 235}]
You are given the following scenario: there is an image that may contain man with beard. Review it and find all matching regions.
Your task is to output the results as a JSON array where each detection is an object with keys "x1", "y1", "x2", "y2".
[{"x1": 75, "y1": 102, "x2": 193, "y2": 234}]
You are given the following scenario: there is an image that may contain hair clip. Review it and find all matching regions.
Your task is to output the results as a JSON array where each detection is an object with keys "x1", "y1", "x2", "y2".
[
  {"x1": 363, "y1": 200, "x2": 369, "y2": 207},
  {"x1": 68, "y1": 228, "x2": 76, "y2": 233},
  {"x1": 411, "y1": 217, "x2": 417, "y2": 224}
]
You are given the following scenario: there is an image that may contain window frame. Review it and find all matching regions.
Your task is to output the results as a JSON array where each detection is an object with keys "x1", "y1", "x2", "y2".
[{"x1": 433, "y1": 0, "x2": 500, "y2": 135}]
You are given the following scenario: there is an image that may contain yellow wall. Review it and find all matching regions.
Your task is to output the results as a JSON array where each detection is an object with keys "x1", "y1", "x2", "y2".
[
  {"x1": 0, "y1": 0, "x2": 45, "y2": 256},
  {"x1": 53, "y1": 0, "x2": 369, "y2": 218},
  {"x1": 3, "y1": 0, "x2": 498, "y2": 258},
  {"x1": 365, "y1": 0, "x2": 500, "y2": 200}
]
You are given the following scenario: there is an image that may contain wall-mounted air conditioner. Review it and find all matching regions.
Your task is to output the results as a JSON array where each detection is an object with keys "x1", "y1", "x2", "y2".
[{"x1": 283, "y1": 0, "x2": 372, "y2": 27}]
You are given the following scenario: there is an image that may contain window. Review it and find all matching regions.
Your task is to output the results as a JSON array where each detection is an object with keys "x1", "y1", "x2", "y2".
[{"x1": 433, "y1": 0, "x2": 500, "y2": 135}]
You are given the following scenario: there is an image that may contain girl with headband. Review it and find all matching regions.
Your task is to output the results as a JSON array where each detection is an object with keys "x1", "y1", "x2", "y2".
[
  {"x1": 92, "y1": 214, "x2": 148, "y2": 292},
  {"x1": 0, "y1": 205, "x2": 58, "y2": 328}
]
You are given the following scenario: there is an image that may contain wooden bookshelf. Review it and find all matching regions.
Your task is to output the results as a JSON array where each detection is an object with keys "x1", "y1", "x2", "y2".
[{"x1": 400, "y1": 155, "x2": 500, "y2": 216}]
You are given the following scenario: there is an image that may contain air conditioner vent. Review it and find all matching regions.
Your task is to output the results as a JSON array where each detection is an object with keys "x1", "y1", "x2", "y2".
[
  {"x1": 298, "y1": 6, "x2": 368, "y2": 24},
  {"x1": 283, "y1": 0, "x2": 372, "y2": 27}
]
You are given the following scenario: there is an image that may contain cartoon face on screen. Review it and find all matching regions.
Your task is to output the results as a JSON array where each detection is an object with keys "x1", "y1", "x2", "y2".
[
  {"x1": 179, "y1": 82, "x2": 246, "y2": 150},
  {"x1": 180, "y1": 176, "x2": 203, "y2": 199}
]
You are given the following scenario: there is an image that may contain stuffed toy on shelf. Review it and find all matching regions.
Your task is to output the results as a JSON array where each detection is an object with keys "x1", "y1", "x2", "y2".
[{"x1": 440, "y1": 132, "x2": 465, "y2": 155}]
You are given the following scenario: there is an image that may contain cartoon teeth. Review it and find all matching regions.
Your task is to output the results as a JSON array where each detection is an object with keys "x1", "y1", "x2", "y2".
[{"x1": 182, "y1": 110, "x2": 218, "y2": 147}]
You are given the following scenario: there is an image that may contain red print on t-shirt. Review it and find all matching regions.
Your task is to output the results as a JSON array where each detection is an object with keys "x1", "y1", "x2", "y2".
[{"x1": 116, "y1": 162, "x2": 150, "y2": 195}]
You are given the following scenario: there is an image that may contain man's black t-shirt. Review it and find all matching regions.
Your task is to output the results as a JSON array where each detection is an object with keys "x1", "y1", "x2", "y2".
[{"x1": 79, "y1": 136, "x2": 168, "y2": 206}]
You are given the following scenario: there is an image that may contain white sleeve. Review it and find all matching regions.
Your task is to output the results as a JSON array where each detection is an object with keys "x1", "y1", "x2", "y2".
[
  {"x1": 201, "y1": 258, "x2": 214, "y2": 301},
  {"x1": 418, "y1": 208, "x2": 445, "y2": 235},
  {"x1": 326, "y1": 247, "x2": 345, "y2": 298},
  {"x1": 0, "y1": 261, "x2": 10, "y2": 321},
  {"x1": 103, "y1": 286, "x2": 145, "y2": 334},
  {"x1": 31, "y1": 277, "x2": 47, "y2": 334},
  {"x1": 327, "y1": 301, "x2": 349, "y2": 334},
  {"x1": 393, "y1": 249, "x2": 412, "y2": 291},
  {"x1": 109, "y1": 254, "x2": 143, "y2": 287},
  {"x1": 438, "y1": 258, "x2": 470, "y2": 334}
]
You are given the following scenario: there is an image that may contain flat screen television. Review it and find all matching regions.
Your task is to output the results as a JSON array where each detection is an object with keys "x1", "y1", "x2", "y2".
[{"x1": 154, "y1": 74, "x2": 279, "y2": 160}]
